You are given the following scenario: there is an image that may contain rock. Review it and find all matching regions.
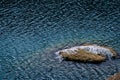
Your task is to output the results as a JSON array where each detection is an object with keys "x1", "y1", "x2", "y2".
[
  {"x1": 55, "y1": 44, "x2": 117, "y2": 62},
  {"x1": 107, "y1": 73, "x2": 120, "y2": 80},
  {"x1": 59, "y1": 49, "x2": 105, "y2": 62},
  {"x1": 82, "y1": 43, "x2": 117, "y2": 59}
]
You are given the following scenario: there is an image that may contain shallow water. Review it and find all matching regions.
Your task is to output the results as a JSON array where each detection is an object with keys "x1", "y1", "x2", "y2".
[{"x1": 0, "y1": 0, "x2": 120, "y2": 80}]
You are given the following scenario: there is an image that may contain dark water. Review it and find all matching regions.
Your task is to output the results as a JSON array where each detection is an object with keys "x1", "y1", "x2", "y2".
[{"x1": 0, "y1": 0, "x2": 120, "y2": 80}]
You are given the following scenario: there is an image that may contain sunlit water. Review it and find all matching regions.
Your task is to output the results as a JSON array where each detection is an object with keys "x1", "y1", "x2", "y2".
[{"x1": 0, "y1": 0, "x2": 120, "y2": 80}]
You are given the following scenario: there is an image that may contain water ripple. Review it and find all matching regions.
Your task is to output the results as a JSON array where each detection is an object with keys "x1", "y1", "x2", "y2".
[{"x1": 0, "y1": 0, "x2": 120, "y2": 80}]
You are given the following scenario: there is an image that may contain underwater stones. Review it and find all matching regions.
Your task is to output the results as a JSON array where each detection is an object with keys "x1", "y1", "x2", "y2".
[
  {"x1": 55, "y1": 44, "x2": 117, "y2": 63},
  {"x1": 107, "y1": 73, "x2": 120, "y2": 80}
]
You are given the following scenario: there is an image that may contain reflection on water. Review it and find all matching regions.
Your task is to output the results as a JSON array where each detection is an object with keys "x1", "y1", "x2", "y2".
[{"x1": 0, "y1": 0, "x2": 120, "y2": 80}]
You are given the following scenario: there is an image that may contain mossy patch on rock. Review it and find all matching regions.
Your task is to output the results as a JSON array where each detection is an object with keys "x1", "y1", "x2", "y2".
[{"x1": 107, "y1": 73, "x2": 120, "y2": 80}]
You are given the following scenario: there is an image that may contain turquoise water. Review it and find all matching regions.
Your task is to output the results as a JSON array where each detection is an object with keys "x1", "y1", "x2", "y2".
[{"x1": 0, "y1": 0, "x2": 120, "y2": 80}]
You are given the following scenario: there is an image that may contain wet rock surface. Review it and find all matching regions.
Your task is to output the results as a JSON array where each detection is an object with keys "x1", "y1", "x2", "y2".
[
  {"x1": 0, "y1": 0, "x2": 120, "y2": 80},
  {"x1": 107, "y1": 72, "x2": 120, "y2": 80},
  {"x1": 55, "y1": 44, "x2": 118, "y2": 62},
  {"x1": 58, "y1": 49, "x2": 106, "y2": 63}
]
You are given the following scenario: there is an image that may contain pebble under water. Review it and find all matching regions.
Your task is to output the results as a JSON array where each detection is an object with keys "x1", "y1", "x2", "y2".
[{"x1": 0, "y1": 0, "x2": 120, "y2": 80}]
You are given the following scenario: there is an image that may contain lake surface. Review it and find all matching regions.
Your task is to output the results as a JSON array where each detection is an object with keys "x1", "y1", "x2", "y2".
[{"x1": 0, "y1": 0, "x2": 120, "y2": 80}]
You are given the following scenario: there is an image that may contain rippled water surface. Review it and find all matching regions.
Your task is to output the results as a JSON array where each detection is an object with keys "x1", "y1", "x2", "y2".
[{"x1": 0, "y1": 0, "x2": 120, "y2": 80}]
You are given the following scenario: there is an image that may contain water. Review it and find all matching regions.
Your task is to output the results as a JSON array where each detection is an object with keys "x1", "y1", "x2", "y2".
[{"x1": 0, "y1": 0, "x2": 120, "y2": 80}]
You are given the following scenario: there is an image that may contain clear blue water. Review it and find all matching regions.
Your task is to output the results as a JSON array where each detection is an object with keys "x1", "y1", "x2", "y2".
[{"x1": 0, "y1": 0, "x2": 120, "y2": 80}]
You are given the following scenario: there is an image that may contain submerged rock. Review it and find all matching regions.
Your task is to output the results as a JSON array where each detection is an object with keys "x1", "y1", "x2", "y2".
[
  {"x1": 107, "y1": 73, "x2": 120, "y2": 80},
  {"x1": 55, "y1": 44, "x2": 117, "y2": 62}
]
